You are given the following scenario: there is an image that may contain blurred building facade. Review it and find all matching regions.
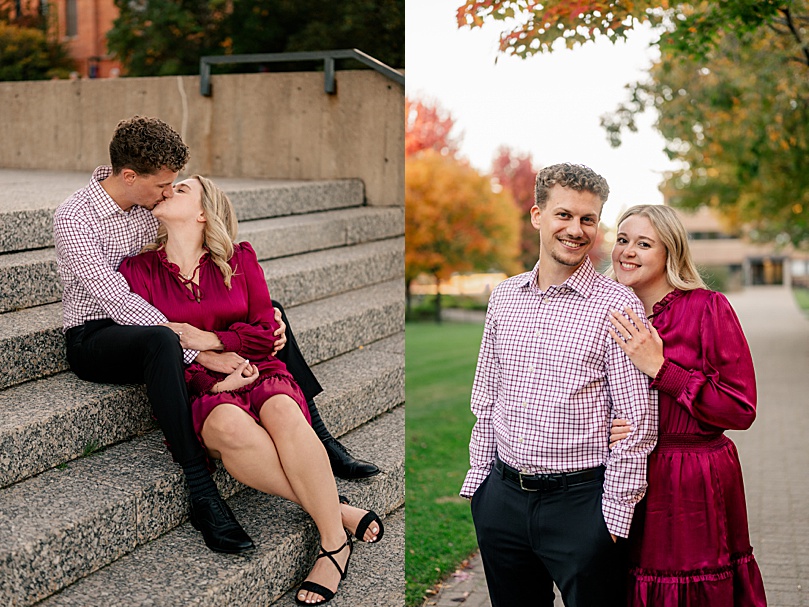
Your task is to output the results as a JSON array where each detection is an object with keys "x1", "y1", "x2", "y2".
[
  {"x1": 674, "y1": 206, "x2": 809, "y2": 289},
  {"x1": 54, "y1": 0, "x2": 121, "y2": 78},
  {"x1": 13, "y1": 0, "x2": 121, "y2": 78}
]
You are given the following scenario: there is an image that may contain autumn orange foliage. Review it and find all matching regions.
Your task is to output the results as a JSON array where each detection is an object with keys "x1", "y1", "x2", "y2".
[{"x1": 406, "y1": 150, "x2": 522, "y2": 292}]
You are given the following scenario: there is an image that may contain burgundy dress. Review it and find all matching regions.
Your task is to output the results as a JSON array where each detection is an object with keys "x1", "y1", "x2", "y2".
[
  {"x1": 628, "y1": 289, "x2": 766, "y2": 606},
  {"x1": 119, "y1": 242, "x2": 310, "y2": 445}
]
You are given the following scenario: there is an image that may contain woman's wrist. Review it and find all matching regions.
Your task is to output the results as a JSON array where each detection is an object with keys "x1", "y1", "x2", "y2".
[
  {"x1": 648, "y1": 355, "x2": 665, "y2": 378},
  {"x1": 205, "y1": 331, "x2": 225, "y2": 351}
]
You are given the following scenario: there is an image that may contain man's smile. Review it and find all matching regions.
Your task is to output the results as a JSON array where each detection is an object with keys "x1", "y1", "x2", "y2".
[{"x1": 559, "y1": 238, "x2": 588, "y2": 250}]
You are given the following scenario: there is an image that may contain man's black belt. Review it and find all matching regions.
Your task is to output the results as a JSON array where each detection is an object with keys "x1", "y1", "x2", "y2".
[{"x1": 495, "y1": 456, "x2": 604, "y2": 492}]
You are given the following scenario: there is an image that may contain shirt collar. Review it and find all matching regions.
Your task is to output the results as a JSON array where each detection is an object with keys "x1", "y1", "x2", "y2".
[
  {"x1": 88, "y1": 165, "x2": 128, "y2": 219},
  {"x1": 520, "y1": 256, "x2": 598, "y2": 298}
]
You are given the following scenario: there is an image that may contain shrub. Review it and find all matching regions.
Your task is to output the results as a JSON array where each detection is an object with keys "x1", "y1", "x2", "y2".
[{"x1": 0, "y1": 22, "x2": 75, "y2": 81}]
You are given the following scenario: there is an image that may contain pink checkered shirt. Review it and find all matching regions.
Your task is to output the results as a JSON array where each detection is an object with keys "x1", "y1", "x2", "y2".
[
  {"x1": 460, "y1": 257, "x2": 658, "y2": 538},
  {"x1": 54, "y1": 166, "x2": 197, "y2": 364}
]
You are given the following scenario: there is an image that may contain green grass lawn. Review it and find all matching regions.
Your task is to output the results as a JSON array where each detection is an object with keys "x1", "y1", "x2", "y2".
[
  {"x1": 405, "y1": 320, "x2": 484, "y2": 606},
  {"x1": 793, "y1": 287, "x2": 809, "y2": 314}
]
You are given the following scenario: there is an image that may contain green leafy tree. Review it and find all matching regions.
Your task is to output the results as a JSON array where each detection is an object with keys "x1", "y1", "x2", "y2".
[
  {"x1": 0, "y1": 0, "x2": 75, "y2": 81},
  {"x1": 107, "y1": 0, "x2": 403, "y2": 77},
  {"x1": 107, "y1": 0, "x2": 229, "y2": 76},
  {"x1": 233, "y1": 0, "x2": 404, "y2": 68},
  {"x1": 603, "y1": 23, "x2": 809, "y2": 245},
  {"x1": 222, "y1": 0, "x2": 404, "y2": 69},
  {"x1": 0, "y1": 21, "x2": 74, "y2": 80}
]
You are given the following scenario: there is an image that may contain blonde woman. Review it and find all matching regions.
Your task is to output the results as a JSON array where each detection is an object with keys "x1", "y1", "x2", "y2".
[
  {"x1": 119, "y1": 176, "x2": 383, "y2": 605},
  {"x1": 608, "y1": 205, "x2": 766, "y2": 606}
]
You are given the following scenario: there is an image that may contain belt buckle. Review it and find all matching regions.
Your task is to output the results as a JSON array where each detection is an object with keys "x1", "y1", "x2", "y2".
[{"x1": 518, "y1": 472, "x2": 538, "y2": 492}]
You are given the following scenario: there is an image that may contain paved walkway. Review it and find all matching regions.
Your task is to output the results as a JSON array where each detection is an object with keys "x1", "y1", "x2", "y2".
[{"x1": 425, "y1": 286, "x2": 809, "y2": 607}]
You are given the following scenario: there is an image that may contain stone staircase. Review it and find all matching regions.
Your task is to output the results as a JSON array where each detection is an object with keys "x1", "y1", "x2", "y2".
[{"x1": 0, "y1": 170, "x2": 405, "y2": 606}]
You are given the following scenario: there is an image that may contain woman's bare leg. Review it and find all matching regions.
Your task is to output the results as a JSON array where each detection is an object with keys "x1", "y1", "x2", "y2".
[
  {"x1": 258, "y1": 395, "x2": 349, "y2": 604},
  {"x1": 202, "y1": 399, "x2": 377, "y2": 603},
  {"x1": 201, "y1": 403, "x2": 298, "y2": 500},
  {"x1": 201, "y1": 403, "x2": 381, "y2": 543}
]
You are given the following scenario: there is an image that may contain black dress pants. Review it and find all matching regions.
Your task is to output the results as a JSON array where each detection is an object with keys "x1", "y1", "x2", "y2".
[
  {"x1": 271, "y1": 300, "x2": 322, "y2": 402},
  {"x1": 66, "y1": 320, "x2": 204, "y2": 466},
  {"x1": 471, "y1": 467, "x2": 627, "y2": 607}
]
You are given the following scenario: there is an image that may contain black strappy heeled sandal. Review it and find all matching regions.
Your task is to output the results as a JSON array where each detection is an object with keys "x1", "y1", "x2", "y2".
[
  {"x1": 294, "y1": 531, "x2": 353, "y2": 605},
  {"x1": 338, "y1": 495, "x2": 385, "y2": 544}
]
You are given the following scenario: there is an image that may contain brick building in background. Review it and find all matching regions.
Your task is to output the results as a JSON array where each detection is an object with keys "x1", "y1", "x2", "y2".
[
  {"x1": 57, "y1": 0, "x2": 121, "y2": 77},
  {"x1": 13, "y1": 0, "x2": 122, "y2": 78}
]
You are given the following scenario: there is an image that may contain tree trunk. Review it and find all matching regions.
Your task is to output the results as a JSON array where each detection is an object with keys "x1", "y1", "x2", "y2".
[{"x1": 434, "y1": 274, "x2": 442, "y2": 324}]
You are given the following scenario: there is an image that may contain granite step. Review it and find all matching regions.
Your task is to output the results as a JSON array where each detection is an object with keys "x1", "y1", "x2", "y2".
[
  {"x1": 273, "y1": 507, "x2": 404, "y2": 607},
  {"x1": 0, "y1": 249, "x2": 59, "y2": 313},
  {"x1": 0, "y1": 208, "x2": 403, "y2": 313},
  {"x1": 242, "y1": 206, "x2": 403, "y2": 264},
  {"x1": 4, "y1": 406, "x2": 404, "y2": 607},
  {"x1": 0, "y1": 172, "x2": 364, "y2": 255},
  {"x1": 263, "y1": 237, "x2": 404, "y2": 307},
  {"x1": 0, "y1": 331, "x2": 403, "y2": 489},
  {"x1": 0, "y1": 278, "x2": 404, "y2": 391},
  {"x1": 282, "y1": 279, "x2": 404, "y2": 366}
]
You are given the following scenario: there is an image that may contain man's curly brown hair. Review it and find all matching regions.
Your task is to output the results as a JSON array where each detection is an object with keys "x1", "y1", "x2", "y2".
[
  {"x1": 534, "y1": 163, "x2": 610, "y2": 209},
  {"x1": 109, "y1": 116, "x2": 189, "y2": 175}
]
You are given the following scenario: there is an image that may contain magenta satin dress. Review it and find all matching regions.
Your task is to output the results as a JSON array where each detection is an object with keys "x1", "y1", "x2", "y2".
[
  {"x1": 119, "y1": 242, "x2": 310, "y2": 445},
  {"x1": 628, "y1": 289, "x2": 766, "y2": 606}
]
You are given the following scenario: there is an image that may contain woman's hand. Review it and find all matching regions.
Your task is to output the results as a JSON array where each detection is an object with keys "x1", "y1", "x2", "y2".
[
  {"x1": 609, "y1": 418, "x2": 632, "y2": 449},
  {"x1": 272, "y1": 307, "x2": 287, "y2": 355},
  {"x1": 212, "y1": 360, "x2": 260, "y2": 393},
  {"x1": 608, "y1": 307, "x2": 665, "y2": 378},
  {"x1": 163, "y1": 322, "x2": 223, "y2": 351}
]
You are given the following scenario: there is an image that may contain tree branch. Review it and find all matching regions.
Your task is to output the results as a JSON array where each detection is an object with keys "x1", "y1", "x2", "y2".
[
  {"x1": 780, "y1": 7, "x2": 809, "y2": 69},
  {"x1": 767, "y1": 21, "x2": 790, "y2": 35}
]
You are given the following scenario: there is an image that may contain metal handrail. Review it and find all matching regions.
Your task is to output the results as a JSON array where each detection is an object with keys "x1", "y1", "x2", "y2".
[{"x1": 199, "y1": 49, "x2": 404, "y2": 96}]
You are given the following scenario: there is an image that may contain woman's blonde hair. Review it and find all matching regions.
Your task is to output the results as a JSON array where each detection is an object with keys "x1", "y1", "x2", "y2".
[
  {"x1": 612, "y1": 204, "x2": 707, "y2": 291},
  {"x1": 143, "y1": 175, "x2": 239, "y2": 288}
]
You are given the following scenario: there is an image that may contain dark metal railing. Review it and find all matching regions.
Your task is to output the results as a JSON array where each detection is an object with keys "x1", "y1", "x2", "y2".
[{"x1": 199, "y1": 49, "x2": 404, "y2": 96}]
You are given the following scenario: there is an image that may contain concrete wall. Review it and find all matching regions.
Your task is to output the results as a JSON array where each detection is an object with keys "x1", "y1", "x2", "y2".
[{"x1": 0, "y1": 70, "x2": 403, "y2": 206}]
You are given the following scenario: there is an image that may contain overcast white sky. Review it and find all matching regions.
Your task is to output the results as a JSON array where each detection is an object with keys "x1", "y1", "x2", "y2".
[{"x1": 405, "y1": 0, "x2": 677, "y2": 227}]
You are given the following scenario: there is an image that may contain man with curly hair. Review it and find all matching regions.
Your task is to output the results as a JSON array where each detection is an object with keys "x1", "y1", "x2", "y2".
[
  {"x1": 54, "y1": 116, "x2": 377, "y2": 555},
  {"x1": 460, "y1": 163, "x2": 658, "y2": 606}
]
